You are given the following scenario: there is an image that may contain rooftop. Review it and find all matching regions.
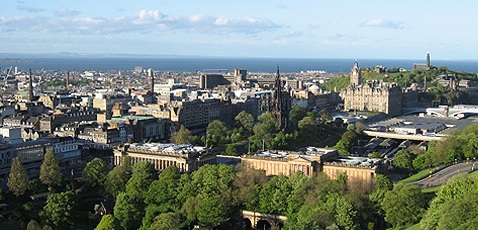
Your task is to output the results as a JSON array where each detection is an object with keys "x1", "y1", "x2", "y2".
[
  {"x1": 110, "y1": 115, "x2": 156, "y2": 121},
  {"x1": 325, "y1": 156, "x2": 383, "y2": 169},
  {"x1": 127, "y1": 142, "x2": 207, "y2": 154}
]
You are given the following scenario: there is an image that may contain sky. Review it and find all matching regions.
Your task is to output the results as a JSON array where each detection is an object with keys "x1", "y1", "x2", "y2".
[{"x1": 1, "y1": 0, "x2": 477, "y2": 59}]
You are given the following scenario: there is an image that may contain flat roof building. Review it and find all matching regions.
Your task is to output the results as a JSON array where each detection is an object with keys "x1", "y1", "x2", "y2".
[{"x1": 113, "y1": 143, "x2": 216, "y2": 173}]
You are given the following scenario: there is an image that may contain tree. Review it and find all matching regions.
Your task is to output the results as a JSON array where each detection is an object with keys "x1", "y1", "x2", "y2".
[
  {"x1": 298, "y1": 116, "x2": 318, "y2": 137},
  {"x1": 354, "y1": 121, "x2": 366, "y2": 133},
  {"x1": 7, "y1": 157, "x2": 29, "y2": 197},
  {"x1": 232, "y1": 166, "x2": 268, "y2": 208},
  {"x1": 142, "y1": 166, "x2": 181, "y2": 229},
  {"x1": 40, "y1": 191, "x2": 76, "y2": 229},
  {"x1": 335, "y1": 196, "x2": 358, "y2": 230},
  {"x1": 114, "y1": 192, "x2": 144, "y2": 230},
  {"x1": 224, "y1": 144, "x2": 238, "y2": 156},
  {"x1": 318, "y1": 109, "x2": 333, "y2": 123},
  {"x1": 289, "y1": 106, "x2": 307, "y2": 126},
  {"x1": 259, "y1": 175, "x2": 291, "y2": 214},
  {"x1": 126, "y1": 161, "x2": 156, "y2": 199},
  {"x1": 392, "y1": 150, "x2": 414, "y2": 171},
  {"x1": 170, "y1": 125, "x2": 192, "y2": 144},
  {"x1": 95, "y1": 214, "x2": 120, "y2": 230},
  {"x1": 206, "y1": 120, "x2": 229, "y2": 147},
  {"x1": 381, "y1": 184, "x2": 425, "y2": 228},
  {"x1": 370, "y1": 151, "x2": 381, "y2": 158},
  {"x1": 82, "y1": 158, "x2": 108, "y2": 187},
  {"x1": 421, "y1": 173, "x2": 478, "y2": 229},
  {"x1": 39, "y1": 150, "x2": 61, "y2": 187},
  {"x1": 249, "y1": 112, "x2": 279, "y2": 150},
  {"x1": 149, "y1": 212, "x2": 182, "y2": 230},
  {"x1": 197, "y1": 194, "x2": 228, "y2": 228},
  {"x1": 105, "y1": 157, "x2": 131, "y2": 197},
  {"x1": 235, "y1": 111, "x2": 254, "y2": 131}
]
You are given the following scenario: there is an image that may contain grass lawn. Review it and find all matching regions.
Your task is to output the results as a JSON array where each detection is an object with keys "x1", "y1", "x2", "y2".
[
  {"x1": 397, "y1": 163, "x2": 452, "y2": 185},
  {"x1": 396, "y1": 168, "x2": 434, "y2": 184},
  {"x1": 316, "y1": 128, "x2": 343, "y2": 148}
]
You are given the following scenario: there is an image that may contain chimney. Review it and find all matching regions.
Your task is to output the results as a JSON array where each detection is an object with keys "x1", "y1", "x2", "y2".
[
  {"x1": 66, "y1": 71, "x2": 70, "y2": 90},
  {"x1": 28, "y1": 69, "x2": 34, "y2": 102}
]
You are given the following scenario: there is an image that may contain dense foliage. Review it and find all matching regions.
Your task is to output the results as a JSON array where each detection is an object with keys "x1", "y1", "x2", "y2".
[
  {"x1": 40, "y1": 191, "x2": 76, "y2": 229},
  {"x1": 7, "y1": 157, "x2": 30, "y2": 197},
  {"x1": 421, "y1": 173, "x2": 478, "y2": 229},
  {"x1": 413, "y1": 124, "x2": 478, "y2": 170},
  {"x1": 39, "y1": 150, "x2": 62, "y2": 187},
  {"x1": 99, "y1": 162, "x2": 399, "y2": 229},
  {"x1": 82, "y1": 158, "x2": 108, "y2": 187},
  {"x1": 170, "y1": 125, "x2": 193, "y2": 145}
]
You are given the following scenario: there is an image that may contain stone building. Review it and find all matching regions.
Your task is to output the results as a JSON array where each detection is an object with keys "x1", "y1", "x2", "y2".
[
  {"x1": 241, "y1": 148, "x2": 338, "y2": 177},
  {"x1": 0, "y1": 127, "x2": 82, "y2": 182},
  {"x1": 241, "y1": 147, "x2": 387, "y2": 186},
  {"x1": 340, "y1": 61, "x2": 403, "y2": 116},
  {"x1": 93, "y1": 92, "x2": 131, "y2": 116},
  {"x1": 169, "y1": 99, "x2": 220, "y2": 130},
  {"x1": 113, "y1": 143, "x2": 216, "y2": 173},
  {"x1": 39, "y1": 106, "x2": 98, "y2": 133}
]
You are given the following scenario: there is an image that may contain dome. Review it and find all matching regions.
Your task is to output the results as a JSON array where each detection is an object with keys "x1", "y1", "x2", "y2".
[{"x1": 308, "y1": 84, "x2": 320, "y2": 91}]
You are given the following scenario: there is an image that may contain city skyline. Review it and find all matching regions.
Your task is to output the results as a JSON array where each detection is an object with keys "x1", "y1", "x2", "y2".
[{"x1": 1, "y1": 0, "x2": 477, "y2": 60}]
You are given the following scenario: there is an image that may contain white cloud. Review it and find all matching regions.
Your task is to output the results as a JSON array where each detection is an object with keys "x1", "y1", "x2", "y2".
[
  {"x1": 17, "y1": 5, "x2": 45, "y2": 13},
  {"x1": 320, "y1": 33, "x2": 367, "y2": 46},
  {"x1": 55, "y1": 7, "x2": 80, "y2": 17},
  {"x1": 214, "y1": 17, "x2": 229, "y2": 26},
  {"x1": 0, "y1": 9, "x2": 281, "y2": 35},
  {"x1": 272, "y1": 39, "x2": 288, "y2": 44},
  {"x1": 189, "y1": 15, "x2": 204, "y2": 22},
  {"x1": 362, "y1": 19, "x2": 405, "y2": 30}
]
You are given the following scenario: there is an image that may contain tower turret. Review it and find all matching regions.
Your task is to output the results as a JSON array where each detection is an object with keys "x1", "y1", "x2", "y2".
[
  {"x1": 350, "y1": 60, "x2": 362, "y2": 86},
  {"x1": 426, "y1": 52, "x2": 431, "y2": 70}
]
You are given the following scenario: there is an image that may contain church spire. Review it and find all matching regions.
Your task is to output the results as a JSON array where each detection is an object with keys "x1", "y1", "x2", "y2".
[{"x1": 272, "y1": 66, "x2": 290, "y2": 131}]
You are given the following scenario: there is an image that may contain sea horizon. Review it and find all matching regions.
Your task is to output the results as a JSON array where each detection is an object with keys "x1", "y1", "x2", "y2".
[{"x1": 1, "y1": 53, "x2": 478, "y2": 73}]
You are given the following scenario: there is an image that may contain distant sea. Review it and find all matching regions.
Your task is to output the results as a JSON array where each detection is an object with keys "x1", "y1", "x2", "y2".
[{"x1": 1, "y1": 56, "x2": 478, "y2": 73}]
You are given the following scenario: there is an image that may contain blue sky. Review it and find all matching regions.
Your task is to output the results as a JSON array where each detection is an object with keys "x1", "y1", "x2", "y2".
[{"x1": 1, "y1": 0, "x2": 476, "y2": 59}]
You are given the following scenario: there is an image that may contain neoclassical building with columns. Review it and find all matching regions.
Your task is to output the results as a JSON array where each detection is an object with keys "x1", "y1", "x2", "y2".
[
  {"x1": 241, "y1": 147, "x2": 387, "y2": 186},
  {"x1": 113, "y1": 143, "x2": 216, "y2": 173}
]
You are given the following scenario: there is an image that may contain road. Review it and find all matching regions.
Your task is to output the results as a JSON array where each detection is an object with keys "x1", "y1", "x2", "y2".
[{"x1": 410, "y1": 162, "x2": 477, "y2": 188}]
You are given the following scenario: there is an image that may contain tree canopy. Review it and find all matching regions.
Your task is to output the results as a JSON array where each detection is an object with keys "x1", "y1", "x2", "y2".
[
  {"x1": 170, "y1": 125, "x2": 192, "y2": 145},
  {"x1": 82, "y1": 158, "x2": 108, "y2": 187},
  {"x1": 40, "y1": 191, "x2": 76, "y2": 229},
  {"x1": 206, "y1": 120, "x2": 229, "y2": 147},
  {"x1": 95, "y1": 214, "x2": 120, "y2": 230},
  {"x1": 39, "y1": 150, "x2": 62, "y2": 187},
  {"x1": 235, "y1": 111, "x2": 254, "y2": 131},
  {"x1": 421, "y1": 173, "x2": 478, "y2": 229},
  {"x1": 7, "y1": 157, "x2": 30, "y2": 197},
  {"x1": 381, "y1": 184, "x2": 426, "y2": 228},
  {"x1": 105, "y1": 157, "x2": 131, "y2": 197},
  {"x1": 125, "y1": 161, "x2": 156, "y2": 199}
]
